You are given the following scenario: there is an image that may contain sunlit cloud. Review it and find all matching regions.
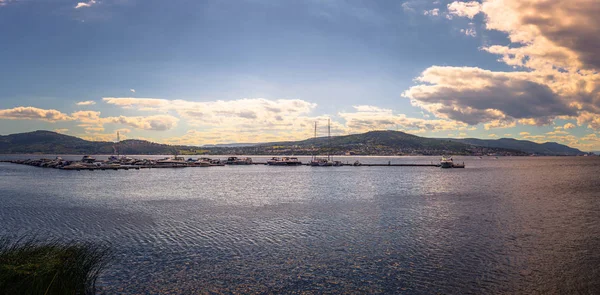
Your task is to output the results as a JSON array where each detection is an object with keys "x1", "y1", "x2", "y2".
[
  {"x1": 338, "y1": 105, "x2": 469, "y2": 134},
  {"x1": 0, "y1": 107, "x2": 72, "y2": 122},
  {"x1": 564, "y1": 123, "x2": 576, "y2": 130},
  {"x1": 76, "y1": 100, "x2": 96, "y2": 106},
  {"x1": 406, "y1": 0, "x2": 600, "y2": 132},
  {"x1": 71, "y1": 110, "x2": 179, "y2": 131},
  {"x1": 447, "y1": 1, "x2": 482, "y2": 19},
  {"x1": 75, "y1": 0, "x2": 96, "y2": 9}
]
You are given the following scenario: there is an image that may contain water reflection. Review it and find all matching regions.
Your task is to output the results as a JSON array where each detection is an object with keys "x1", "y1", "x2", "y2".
[{"x1": 0, "y1": 157, "x2": 599, "y2": 293}]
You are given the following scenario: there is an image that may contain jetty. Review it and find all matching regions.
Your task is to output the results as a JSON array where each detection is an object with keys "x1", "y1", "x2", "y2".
[{"x1": 0, "y1": 156, "x2": 453, "y2": 170}]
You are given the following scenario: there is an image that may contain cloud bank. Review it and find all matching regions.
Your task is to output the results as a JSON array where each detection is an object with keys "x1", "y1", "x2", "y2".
[{"x1": 404, "y1": 0, "x2": 600, "y2": 130}]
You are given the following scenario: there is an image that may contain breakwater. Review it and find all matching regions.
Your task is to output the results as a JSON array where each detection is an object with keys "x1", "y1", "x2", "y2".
[{"x1": 0, "y1": 157, "x2": 449, "y2": 170}]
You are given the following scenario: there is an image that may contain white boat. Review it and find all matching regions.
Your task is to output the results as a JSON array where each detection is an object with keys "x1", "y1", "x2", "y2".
[
  {"x1": 225, "y1": 157, "x2": 252, "y2": 165},
  {"x1": 156, "y1": 156, "x2": 188, "y2": 166},
  {"x1": 267, "y1": 157, "x2": 302, "y2": 166},
  {"x1": 440, "y1": 156, "x2": 453, "y2": 168},
  {"x1": 310, "y1": 157, "x2": 333, "y2": 166}
]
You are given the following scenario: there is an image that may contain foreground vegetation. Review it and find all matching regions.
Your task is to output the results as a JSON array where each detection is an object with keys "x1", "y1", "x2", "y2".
[{"x1": 0, "y1": 237, "x2": 111, "y2": 295}]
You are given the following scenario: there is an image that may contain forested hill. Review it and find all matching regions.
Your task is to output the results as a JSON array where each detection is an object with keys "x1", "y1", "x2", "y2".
[{"x1": 0, "y1": 130, "x2": 586, "y2": 156}]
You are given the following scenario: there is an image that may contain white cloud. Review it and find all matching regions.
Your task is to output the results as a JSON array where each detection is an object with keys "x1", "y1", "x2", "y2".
[
  {"x1": 460, "y1": 28, "x2": 476, "y2": 37},
  {"x1": 424, "y1": 8, "x2": 439, "y2": 16},
  {"x1": 338, "y1": 105, "x2": 469, "y2": 134},
  {"x1": 447, "y1": 1, "x2": 482, "y2": 19},
  {"x1": 71, "y1": 110, "x2": 179, "y2": 131},
  {"x1": 130, "y1": 89, "x2": 136, "y2": 93},
  {"x1": 564, "y1": 122, "x2": 576, "y2": 130},
  {"x1": 0, "y1": 107, "x2": 72, "y2": 122},
  {"x1": 102, "y1": 97, "x2": 476, "y2": 144},
  {"x1": 76, "y1": 100, "x2": 96, "y2": 106},
  {"x1": 401, "y1": 2, "x2": 415, "y2": 12},
  {"x1": 109, "y1": 115, "x2": 179, "y2": 131},
  {"x1": 75, "y1": 0, "x2": 96, "y2": 9}
]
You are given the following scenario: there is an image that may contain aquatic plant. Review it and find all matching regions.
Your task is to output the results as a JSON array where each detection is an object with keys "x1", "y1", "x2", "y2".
[{"x1": 0, "y1": 236, "x2": 111, "y2": 295}]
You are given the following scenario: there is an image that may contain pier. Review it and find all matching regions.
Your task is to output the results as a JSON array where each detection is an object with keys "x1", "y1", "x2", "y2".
[{"x1": 0, "y1": 158, "x2": 447, "y2": 170}]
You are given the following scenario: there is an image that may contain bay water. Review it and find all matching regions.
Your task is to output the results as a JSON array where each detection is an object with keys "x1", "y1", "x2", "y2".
[{"x1": 1, "y1": 156, "x2": 599, "y2": 294}]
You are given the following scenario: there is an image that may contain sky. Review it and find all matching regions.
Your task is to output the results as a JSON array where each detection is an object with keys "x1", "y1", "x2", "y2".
[{"x1": 1, "y1": 0, "x2": 600, "y2": 150}]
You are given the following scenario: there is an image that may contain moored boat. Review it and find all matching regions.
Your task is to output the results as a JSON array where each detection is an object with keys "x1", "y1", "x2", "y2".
[
  {"x1": 267, "y1": 157, "x2": 302, "y2": 166},
  {"x1": 81, "y1": 155, "x2": 96, "y2": 163},
  {"x1": 310, "y1": 157, "x2": 333, "y2": 166},
  {"x1": 225, "y1": 157, "x2": 252, "y2": 165},
  {"x1": 440, "y1": 156, "x2": 453, "y2": 168}
]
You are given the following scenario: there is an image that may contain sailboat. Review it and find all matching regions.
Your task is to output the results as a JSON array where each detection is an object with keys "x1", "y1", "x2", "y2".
[{"x1": 310, "y1": 119, "x2": 342, "y2": 166}]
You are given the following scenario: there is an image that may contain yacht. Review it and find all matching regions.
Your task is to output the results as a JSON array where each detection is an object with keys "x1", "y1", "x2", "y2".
[
  {"x1": 440, "y1": 156, "x2": 453, "y2": 168},
  {"x1": 81, "y1": 155, "x2": 96, "y2": 164},
  {"x1": 200, "y1": 157, "x2": 225, "y2": 166},
  {"x1": 267, "y1": 157, "x2": 302, "y2": 166},
  {"x1": 225, "y1": 157, "x2": 253, "y2": 165},
  {"x1": 156, "y1": 156, "x2": 188, "y2": 167},
  {"x1": 310, "y1": 157, "x2": 334, "y2": 166}
]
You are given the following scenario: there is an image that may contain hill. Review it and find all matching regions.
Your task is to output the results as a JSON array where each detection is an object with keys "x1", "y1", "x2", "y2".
[
  {"x1": 0, "y1": 131, "x2": 206, "y2": 155},
  {"x1": 445, "y1": 137, "x2": 584, "y2": 156},
  {"x1": 0, "y1": 130, "x2": 584, "y2": 156},
  {"x1": 254, "y1": 130, "x2": 513, "y2": 156}
]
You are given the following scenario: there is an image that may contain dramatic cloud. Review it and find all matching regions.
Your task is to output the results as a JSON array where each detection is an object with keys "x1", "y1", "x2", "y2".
[
  {"x1": 76, "y1": 100, "x2": 96, "y2": 106},
  {"x1": 0, "y1": 107, "x2": 72, "y2": 122},
  {"x1": 403, "y1": 66, "x2": 576, "y2": 125},
  {"x1": 482, "y1": 0, "x2": 600, "y2": 71},
  {"x1": 408, "y1": 0, "x2": 600, "y2": 130},
  {"x1": 447, "y1": 1, "x2": 481, "y2": 19},
  {"x1": 75, "y1": 0, "x2": 96, "y2": 9}
]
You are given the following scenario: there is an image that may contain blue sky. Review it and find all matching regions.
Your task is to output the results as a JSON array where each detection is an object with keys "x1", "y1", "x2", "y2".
[{"x1": 1, "y1": 0, "x2": 599, "y2": 150}]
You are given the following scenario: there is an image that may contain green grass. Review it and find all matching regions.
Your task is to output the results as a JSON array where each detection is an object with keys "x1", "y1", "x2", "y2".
[{"x1": 0, "y1": 237, "x2": 111, "y2": 295}]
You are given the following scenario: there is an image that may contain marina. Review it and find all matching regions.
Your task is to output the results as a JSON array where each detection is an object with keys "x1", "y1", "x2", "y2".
[{"x1": 0, "y1": 155, "x2": 456, "y2": 170}]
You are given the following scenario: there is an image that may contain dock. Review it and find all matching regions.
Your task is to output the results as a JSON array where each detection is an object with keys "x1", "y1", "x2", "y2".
[{"x1": 1, "y1": 158, "x2": 449, "y2": 170}]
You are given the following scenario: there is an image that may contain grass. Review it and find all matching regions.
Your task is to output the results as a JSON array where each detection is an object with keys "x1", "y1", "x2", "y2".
[{"x1": 0, "y1": 237, "x2": 111, "y2": 295}]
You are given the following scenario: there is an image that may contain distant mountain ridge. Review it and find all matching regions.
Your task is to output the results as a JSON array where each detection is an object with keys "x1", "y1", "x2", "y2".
[
  {"x1": 0, "y1": 130, "x2": 586, "y2": 156},
  {"x1": 444, "y1": 137, "x2": 584, "y2": 156}
]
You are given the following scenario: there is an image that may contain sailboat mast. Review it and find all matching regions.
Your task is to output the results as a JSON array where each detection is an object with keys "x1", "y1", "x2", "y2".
[
  {"x1": 328, "y1": 118, "x2": 331, "y2": 161},
  {"x1": 116, "y1": 131, "x2": 120, "y2": 157},
  {"x1": 313, "y1": 121, "x2": 317, "y2": 160}
]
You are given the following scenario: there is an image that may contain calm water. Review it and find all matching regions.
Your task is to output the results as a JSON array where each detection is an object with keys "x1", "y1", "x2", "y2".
[{"x1": 1, "y1": 156, "x2": 600, "y2": 294}]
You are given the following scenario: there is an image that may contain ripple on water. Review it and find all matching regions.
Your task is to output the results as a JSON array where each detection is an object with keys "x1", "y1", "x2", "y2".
[{"x1": 1, "y1": 157, "x2": 600, "y2": 293}]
